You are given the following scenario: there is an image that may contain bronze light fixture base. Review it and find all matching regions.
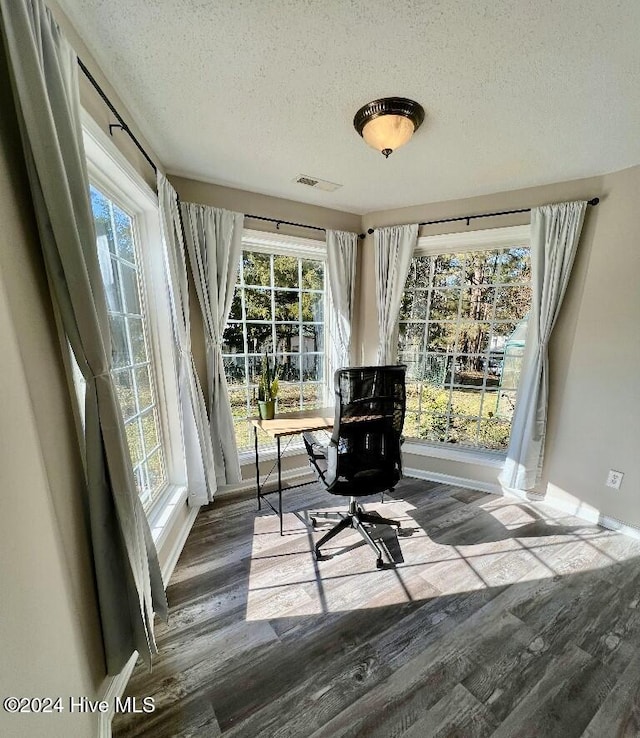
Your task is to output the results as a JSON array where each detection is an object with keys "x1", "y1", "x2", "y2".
[{"x1": 353, "y1": 97, "x2": 425, "y2": 158}]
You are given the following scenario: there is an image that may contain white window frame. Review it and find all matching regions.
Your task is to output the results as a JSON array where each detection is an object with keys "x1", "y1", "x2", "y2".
[
  {"x1": 226, "y1": 228, "x2": 329, "y2": 461},
  {"x1": 81, "y1": 112, "x2": 186, "y2": 537},
  {"x1": 402, "y1": 224, "x2": 530, "y2": 463}
]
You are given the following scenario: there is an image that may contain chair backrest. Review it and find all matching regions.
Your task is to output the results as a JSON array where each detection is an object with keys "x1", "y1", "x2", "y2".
[{"x1": 327, "y1": 365, "x2": 406, "y2": 495}]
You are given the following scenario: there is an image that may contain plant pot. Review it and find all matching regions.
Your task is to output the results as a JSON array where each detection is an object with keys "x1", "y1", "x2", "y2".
[{"x1": 258, "y1": 400, "x2": 276, "y2": 420}]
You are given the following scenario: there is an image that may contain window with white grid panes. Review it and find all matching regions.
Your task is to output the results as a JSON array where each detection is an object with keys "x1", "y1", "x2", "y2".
[
  {"x1": 90, "y1": 184, "x2": 166, "y2": 507},
  {"x1": 398, "y1": 228, "x2": 531, "y2": 450},
  {"x1": 223, "y1": 245, "x2": 326, "y2": 450}
]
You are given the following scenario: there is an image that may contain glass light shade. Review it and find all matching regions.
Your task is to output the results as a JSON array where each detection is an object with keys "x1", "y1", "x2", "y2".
[{"x1": 362, "y1": 114, "x2": 415, "y2": 153}]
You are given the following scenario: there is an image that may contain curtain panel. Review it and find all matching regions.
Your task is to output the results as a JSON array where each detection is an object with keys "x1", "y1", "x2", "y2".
[
  {"x1": 0, "y1": 0, "x2": 166, "y2": 674},
  {"x1": 157, "y1": 175, "x2": 217, "y2": 505},
  {"x1": 374, "y1": 224, "x2": 419, "y2": 364},
  {"x1": 180, "y1": 202, "x2": 243, "y2": 486},
  {"x1": 326, "y1": 229, "x2": 357, "y2": 397},
  {"x1": 500, "y1": 200, "x2": 587, "y2": 491}
]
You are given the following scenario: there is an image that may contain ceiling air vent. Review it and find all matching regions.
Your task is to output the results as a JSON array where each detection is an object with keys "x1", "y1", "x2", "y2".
[{"x1": 293, "y1": 174, "x2": 342, "y2": 192}]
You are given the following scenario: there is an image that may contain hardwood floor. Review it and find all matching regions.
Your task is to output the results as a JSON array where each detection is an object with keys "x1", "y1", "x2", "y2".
[{"x1": 114, "y1": 478, "x2": 640, "y2": 738}]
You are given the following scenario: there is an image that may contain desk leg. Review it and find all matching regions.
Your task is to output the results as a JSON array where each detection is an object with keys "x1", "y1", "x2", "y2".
[
  {"x1": 255, "y1": 425, "x2": 260, "y2": 510},
  {"x1": 277, "y1": 435, "x2": 283, "y2": 536}
]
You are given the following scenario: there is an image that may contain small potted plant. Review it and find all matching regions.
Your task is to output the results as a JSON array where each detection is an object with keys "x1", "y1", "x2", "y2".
[{"x1": 257, "y1": 353, "x2": 279, "y2": 420}]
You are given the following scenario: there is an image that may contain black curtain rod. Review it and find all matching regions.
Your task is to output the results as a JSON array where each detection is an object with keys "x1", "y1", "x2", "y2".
[
  {"x1": 365, "y1": 197, "x2": 600, "y2": 235},
  {"x1": 245, "y1": 214, "x2": 366, "y2": 239},
  {"x1": 75, "y1": 66, "x2": 366, "y2": 240},
  {"x1": 77, "y1": 57, "x2": 158, "y2": 174},
  {"x1": 82, "y1": 53, "x2": 586, "y2": 240}
]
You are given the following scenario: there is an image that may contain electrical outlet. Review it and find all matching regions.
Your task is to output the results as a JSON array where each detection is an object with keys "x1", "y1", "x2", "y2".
[{"x1": 606, "y1": 470, "x2": 624, "y2": 489}]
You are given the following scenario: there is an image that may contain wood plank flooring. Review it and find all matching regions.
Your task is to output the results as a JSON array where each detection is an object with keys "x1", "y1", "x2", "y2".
[{"x1": 113, "y1": 478, "x2": 640, "y2": 738}]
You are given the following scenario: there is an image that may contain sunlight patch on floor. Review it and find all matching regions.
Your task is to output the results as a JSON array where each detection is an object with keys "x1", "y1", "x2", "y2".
[{"x1": 244, "y1": 496, "x2": 636, "y2": 621}]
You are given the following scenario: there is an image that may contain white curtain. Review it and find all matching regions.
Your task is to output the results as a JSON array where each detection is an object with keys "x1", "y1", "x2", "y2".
[
  {"x1": 157, "y1": 175, "x2": 217, "y2": 505},
  {"x1": 500, "y1": 201, "x2": 587, "y2": 491},
  {"x1": 181, "y1": 202, "x2": 243, "y2": 486},
  {"x1": 326, "y1": 229, "x2": 357, "y2": 397},
  {"x1": 375, "y1": 224, "x2": 419, "y2": 364},
  {"x1": 0, "y1": 0, "x2": 166, "y2": 674}
]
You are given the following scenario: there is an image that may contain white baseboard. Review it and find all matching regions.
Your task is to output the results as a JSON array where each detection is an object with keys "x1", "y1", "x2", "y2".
[
  {"x1": 597, "y1": 514, "x2": 640, "y2": 541},
  {"x1": 405, "y1": 468, "x2": 640, "y2": 541},
  {"x1": 404, "y1": 466, "x2": 501, "y2": 496},
  {"x1": 98, "y1": 652, "x2": 138, "y2": 738},
  {"x1": 526, "y1": 491, "x2": 640, "y2": 541},
  {"x1": 98, "y1": 501, "x2": 199, "y2": 737},
  {"x1": 500, "y1": 484, "x2": 546, "y2": 503},
  {"x1": 160, "y1": 503, "x2": 200, "y2": 586},
  {"x1": 215, "y1": 464, "x2": 313, "y2": 497}
]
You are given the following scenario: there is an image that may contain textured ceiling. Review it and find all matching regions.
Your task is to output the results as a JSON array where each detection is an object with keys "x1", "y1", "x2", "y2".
[{"x1": 57, "y1": 0, "x2": 640, "y2": 214}]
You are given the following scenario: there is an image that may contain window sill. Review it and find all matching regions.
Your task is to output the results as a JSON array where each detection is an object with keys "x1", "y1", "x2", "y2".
[
  {"x1": 146, "y1": 484, "x2": 188, "y2": 549},
  {"x1": 237, "y1": 440, "x2": 307, "y2": 467},
  {"x1": 402, "y1": 439, "x2": 505, "y2": 468},
  {"x1": 238, "y1": 439, "x2": 504, "y2": 469}
]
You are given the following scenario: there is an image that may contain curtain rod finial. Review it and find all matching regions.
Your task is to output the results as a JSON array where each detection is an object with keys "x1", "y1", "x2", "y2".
[{"x1": 588, "y1": 197, "x2": 600, "y2": 206}]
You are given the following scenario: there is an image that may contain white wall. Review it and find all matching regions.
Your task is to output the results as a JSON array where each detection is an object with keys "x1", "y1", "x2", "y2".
[
  {"x1": 0, "y1": 43, "x2": 104, "y2": 736},
  {"x1": 541, "y1": 165, "x2": 640, "y2": 525}
]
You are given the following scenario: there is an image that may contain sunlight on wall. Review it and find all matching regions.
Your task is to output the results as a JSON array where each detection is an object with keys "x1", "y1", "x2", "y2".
[{"x1": 544, "y1": 482, "x2": 602, "y2": 523}]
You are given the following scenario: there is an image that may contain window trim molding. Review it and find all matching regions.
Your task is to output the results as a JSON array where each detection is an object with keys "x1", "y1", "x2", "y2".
[
  {"x1": 81, "y1": 110, "x2": 157, "y2": 213},
  {"x1": 402, "y1": 440, "x2": 505, "y2": 467},
  {"x1": 81, "y1": 110, "x2": 186, "y2": 518},
  {"x1": 242, "y1": 227, "x2": 326, "y2": 259},
  {"x1": 224, "y1": 229, "x2": 330, "y2": 452},
  {"x1": 415, "y1": 224, "x2": 530, "y2": 256}
]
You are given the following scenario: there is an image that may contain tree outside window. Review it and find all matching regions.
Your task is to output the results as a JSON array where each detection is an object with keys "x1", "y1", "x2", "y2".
[
  {"x1": 223, "y1": 246, "x2": 326, "y2": 450},
  {"x1": 399, "y1": 241, "x2": 531, "y2": 450}
]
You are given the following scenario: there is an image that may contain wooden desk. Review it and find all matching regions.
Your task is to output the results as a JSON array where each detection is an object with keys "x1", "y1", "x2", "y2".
[{"x1": 250, "y1": 407, "x2": 334, "y2": 534}]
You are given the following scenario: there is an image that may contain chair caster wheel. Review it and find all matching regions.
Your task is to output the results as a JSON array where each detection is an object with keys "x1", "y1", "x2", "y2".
[{"x1": 376, "y1": 558, "x2": 384, "y2": 569}]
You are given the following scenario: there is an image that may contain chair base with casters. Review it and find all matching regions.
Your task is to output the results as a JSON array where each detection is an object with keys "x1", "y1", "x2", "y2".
[{"x1": 311, "y1": 496, "x2": 401, "y2": 569}]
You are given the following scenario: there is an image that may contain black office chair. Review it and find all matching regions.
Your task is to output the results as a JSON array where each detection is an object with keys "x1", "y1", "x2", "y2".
[{"x1": 303, "y1": 365, "x2": 406, "y2": 569}]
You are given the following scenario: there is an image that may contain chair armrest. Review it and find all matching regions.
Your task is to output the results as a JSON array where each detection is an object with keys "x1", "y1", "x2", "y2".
[
  {"x1": 303, "y1": 431, "x2": 330, "y2": 460},
  {"x1": 326, "y1": 439, "x2": 339, "y2": 484},
  {"x1": 304, "y1": 431, "x2": 337, "y2": 487}
]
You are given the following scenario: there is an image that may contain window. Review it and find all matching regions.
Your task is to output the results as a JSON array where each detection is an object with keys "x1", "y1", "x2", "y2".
[
  {"x1": 222, "y1": 230, "x2": 327, "y2": 451},
  {"x1": 89, "y1": 185, "x2": 166, "y2": 508},
  {"x1": 81, "y1": 112, "x2": 185, "y2": 518},
  {"x1": 398, "y1": 225, "x2": 531, "y2": 451}
]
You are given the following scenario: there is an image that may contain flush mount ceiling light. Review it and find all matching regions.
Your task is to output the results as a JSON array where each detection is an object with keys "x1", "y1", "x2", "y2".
[{"x1": 353, "y1": 97, "x2": 425, "y2": 158}]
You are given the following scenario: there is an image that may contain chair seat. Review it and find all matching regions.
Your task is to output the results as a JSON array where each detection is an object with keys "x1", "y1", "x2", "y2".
[
  {"x1": 304, "y1": 431, "x2": 400, "y2": 496},
  {"x1": 329, "y1": 466, "x2": 401, "y2": 497}
]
